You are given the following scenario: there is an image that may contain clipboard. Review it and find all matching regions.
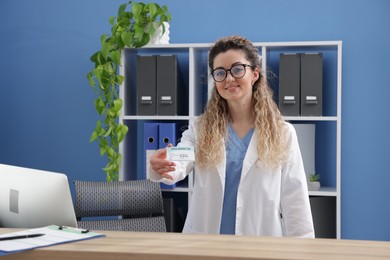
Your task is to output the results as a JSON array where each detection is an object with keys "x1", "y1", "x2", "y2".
[{"x1": 0, "y1": 225, "x2": 105, "y2": 256}]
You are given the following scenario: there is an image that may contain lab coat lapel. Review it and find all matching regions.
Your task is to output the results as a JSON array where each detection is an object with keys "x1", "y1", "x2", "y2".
[
  {"x1": 216, "y1": 139, "x2": 227, "y2": 190},
  {"x1": 241, "y1": 133, "x2": 258, "y2": 181}
]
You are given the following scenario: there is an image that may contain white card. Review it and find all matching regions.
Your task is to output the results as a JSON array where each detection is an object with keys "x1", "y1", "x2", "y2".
[{"x1": 166, "y1": 147, "x2": 195, "y2": 161}]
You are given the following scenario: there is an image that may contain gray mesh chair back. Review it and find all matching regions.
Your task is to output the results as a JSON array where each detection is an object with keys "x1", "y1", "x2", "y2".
[{"x1": 74, "y1": 179, "x2": 166, "y2": 232}]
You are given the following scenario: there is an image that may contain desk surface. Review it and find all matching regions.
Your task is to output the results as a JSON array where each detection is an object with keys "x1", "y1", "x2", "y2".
[{"x1": 1, "y1": 229, "x2": 390, "y2": 260}]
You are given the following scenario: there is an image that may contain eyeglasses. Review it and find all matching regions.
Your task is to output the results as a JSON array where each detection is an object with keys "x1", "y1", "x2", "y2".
[{"x1": 211, "y1": 64, "x2": 254, "y2": 82}]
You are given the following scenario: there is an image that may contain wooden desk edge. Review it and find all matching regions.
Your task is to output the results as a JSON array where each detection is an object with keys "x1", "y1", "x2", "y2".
[{"x1": 2, "y1": 229, "x2": 390, "y2": 260}]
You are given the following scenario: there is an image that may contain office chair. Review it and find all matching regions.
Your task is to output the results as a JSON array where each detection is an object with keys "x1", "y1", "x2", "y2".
[{"x1": 73, "y1": 179, "x2": 166, "y2": 232}]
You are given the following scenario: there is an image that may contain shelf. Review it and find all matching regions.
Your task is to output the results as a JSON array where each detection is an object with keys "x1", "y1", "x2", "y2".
[
  {"x1": 161, "y1": 187, "x2": 191, "y2": 193},
  {"x1": 283, "y1": 116, "x2": 338, "y2": 121},
  {"x1": 309, "y1": 187, "x2": 337, "y2": 196},
  {"x1": 120, "y1": 40, "x2": 342, "y2": 238},
  {"x1": 259, "y1": 41, "x2": 342, "y2": 48},
  {"x1": 123, "y1": 115, "x2": 339, "y2": 122},
  {"x1": 122, "y1": 115, "x2": 338, "y2": 121},
  {"x1": 130, "y1": 41, "x2": 342, "y2": 49},
  {"x1": 122, "y1": 115, "x2": 193, "y2": 121}
]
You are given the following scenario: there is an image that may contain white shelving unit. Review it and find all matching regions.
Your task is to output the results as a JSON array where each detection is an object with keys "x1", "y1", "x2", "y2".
[{"x1": 119, "y1": 41, "x2": 342, "y2": 238}]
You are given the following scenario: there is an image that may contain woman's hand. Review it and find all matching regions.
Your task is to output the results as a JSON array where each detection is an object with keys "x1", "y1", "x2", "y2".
[{"x1": 149, "y1": 144, "x2": 176, "y2": 180}]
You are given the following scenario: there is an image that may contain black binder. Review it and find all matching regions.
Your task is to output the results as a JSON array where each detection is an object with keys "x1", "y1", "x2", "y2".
[
  {"x1": 300, "y1": 53, "x2": 323, "y2": 116},
  {"x1": 137, "y1": 55, "x2": 157, "y2": 115},
  {"x1": 163, "y1": 198, "x2": 178, "y2": 232},
  {"x1": 156, "y1": 55, "x2": 185, "y2": 115},
  {"x1": 310, "y1": 196, "x2": 336, "y2": 238},
  {"x1": 279, "y1": 53, "x2": 301, "y2": 116}
]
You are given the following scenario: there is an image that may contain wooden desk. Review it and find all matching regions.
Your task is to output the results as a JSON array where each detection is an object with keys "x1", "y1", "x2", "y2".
[{"x1": 1, "y1": 229, "x2": 390, "y2": 260}]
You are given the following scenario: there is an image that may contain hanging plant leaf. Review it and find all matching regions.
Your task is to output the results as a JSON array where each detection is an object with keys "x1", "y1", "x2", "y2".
[{"x1": 87, "y1": 0, "x2": 171, "y2": 181}]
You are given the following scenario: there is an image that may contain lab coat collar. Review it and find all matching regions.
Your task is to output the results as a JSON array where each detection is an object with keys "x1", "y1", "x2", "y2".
[{"x1": 216, "y1": 133, "x2": 258, "y2": 186}]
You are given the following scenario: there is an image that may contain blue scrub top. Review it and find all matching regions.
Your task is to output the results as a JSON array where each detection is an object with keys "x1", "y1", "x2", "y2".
[{"x1": 220, "y1": 124, "x2": 254, "y2": 234}]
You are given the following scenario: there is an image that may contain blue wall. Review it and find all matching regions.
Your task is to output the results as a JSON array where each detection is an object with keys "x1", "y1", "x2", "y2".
[{"x1": 1, "y1": 0, "x2": 389, "y2": 241}]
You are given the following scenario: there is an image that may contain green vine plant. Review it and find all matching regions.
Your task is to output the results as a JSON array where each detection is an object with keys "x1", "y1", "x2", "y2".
[{"x1": 87, "y1": 1, "x2": 172, "y2": 181}]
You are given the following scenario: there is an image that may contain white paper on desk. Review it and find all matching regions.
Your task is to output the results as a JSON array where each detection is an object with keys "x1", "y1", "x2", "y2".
[{"x1": 0, "y1": 225, "x2": 104, "y2": 255}]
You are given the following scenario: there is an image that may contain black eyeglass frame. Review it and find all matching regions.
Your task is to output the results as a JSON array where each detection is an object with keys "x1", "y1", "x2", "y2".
[{"x1": 211, "y1": 64, "x2": 255, "y2": 82}]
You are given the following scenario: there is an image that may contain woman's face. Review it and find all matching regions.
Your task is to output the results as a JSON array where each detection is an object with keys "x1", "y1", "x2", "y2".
[{"x1": 212, "y1": 49, "x2": 259, "y2": 104}]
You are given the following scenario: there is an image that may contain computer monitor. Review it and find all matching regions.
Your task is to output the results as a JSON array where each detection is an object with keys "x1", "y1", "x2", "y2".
[{"x1": 0, "y1": 163, "x2": 77, "y2": 228}]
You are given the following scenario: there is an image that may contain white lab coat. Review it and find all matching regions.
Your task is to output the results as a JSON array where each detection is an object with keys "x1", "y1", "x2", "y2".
[{"x1": 149, "y1": 121, "x2": 315, "y2": 238}]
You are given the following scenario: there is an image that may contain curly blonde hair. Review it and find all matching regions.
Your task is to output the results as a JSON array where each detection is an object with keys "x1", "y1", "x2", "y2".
[{"x1": 196, "y1": 36, "x2": 288, "y2": 170}]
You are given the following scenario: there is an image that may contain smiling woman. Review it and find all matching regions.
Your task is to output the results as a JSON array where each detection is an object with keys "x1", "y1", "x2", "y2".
[{"x1": 149, "y1": 36, "x2": 314, "y2": 237}]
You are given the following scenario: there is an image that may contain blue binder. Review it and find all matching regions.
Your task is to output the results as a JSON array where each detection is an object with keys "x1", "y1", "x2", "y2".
[
  {"x1": 158, "y1": 123, "x2": 177, "y2": 148},
  {"x1": 143, "y1": 123, "x2": 159, "y2": 179},
  {"x1": 158, "y1": 123, "x2": 177, "y2": 189}
]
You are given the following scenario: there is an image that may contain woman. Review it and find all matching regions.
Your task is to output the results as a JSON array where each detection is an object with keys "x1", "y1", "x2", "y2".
[{"x1": 149, "y1": 36, "x2": 314, "y2": 238}]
